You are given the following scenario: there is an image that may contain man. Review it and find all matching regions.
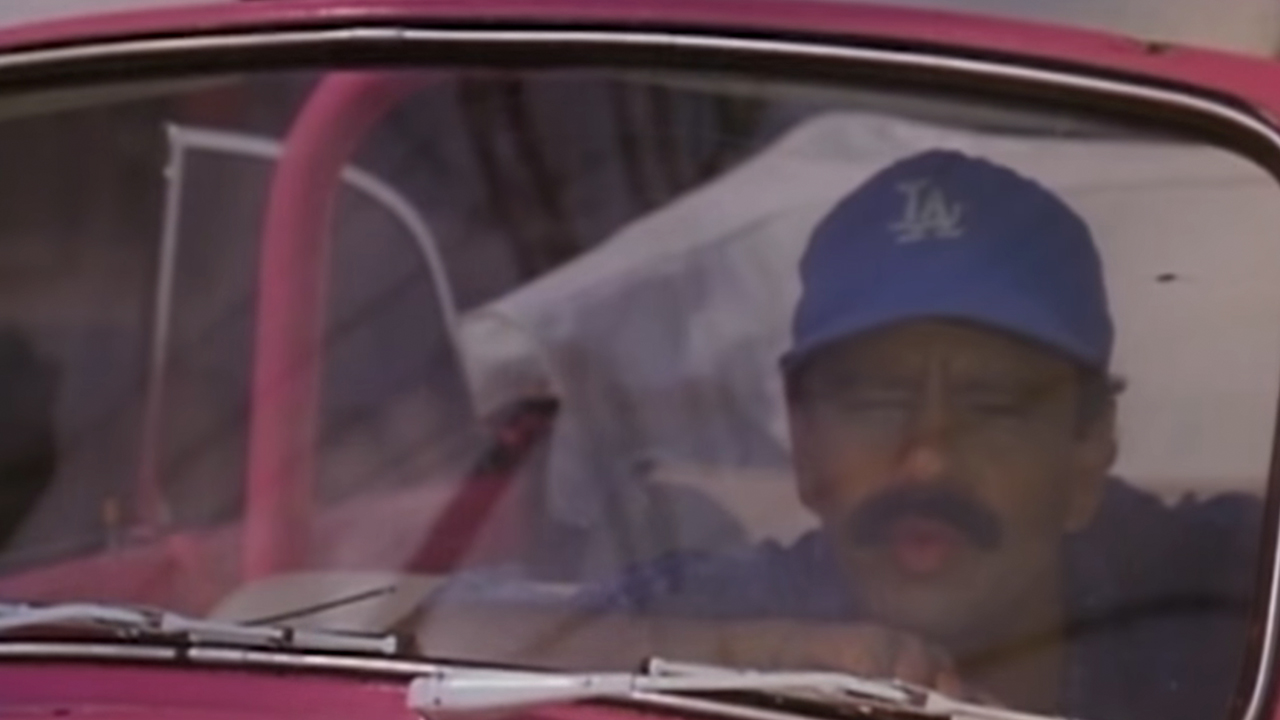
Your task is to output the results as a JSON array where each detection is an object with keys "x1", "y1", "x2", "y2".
[{"x1": 426, "y1": 150, "x2": 1260, "y2": 720}]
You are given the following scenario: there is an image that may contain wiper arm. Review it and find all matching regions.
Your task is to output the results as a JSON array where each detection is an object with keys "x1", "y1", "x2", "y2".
[
  {"x1": 0, "y1": 601, "x2": 399, "y2": 655},
  {"x1": 645, "y1": 660, "x2": 1065, "y2": 720},
  {"x1": 406, "y1": 658, "x2": 1065, "y2": 720}
]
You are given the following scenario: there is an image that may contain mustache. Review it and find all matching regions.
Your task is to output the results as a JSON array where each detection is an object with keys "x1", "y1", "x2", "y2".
[{"x1": 846, "y1": 485, "x2": 1004, "y2": 550}]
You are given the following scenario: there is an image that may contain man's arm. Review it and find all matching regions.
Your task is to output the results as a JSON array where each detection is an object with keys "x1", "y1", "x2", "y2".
[{"x1": 413, "y1": 602, "x2": 964, "y2": 693}]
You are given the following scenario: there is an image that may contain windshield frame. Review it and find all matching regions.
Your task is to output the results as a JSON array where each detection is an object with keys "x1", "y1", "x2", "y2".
[{"x1": 0, "y1": 6, "x2": 1276, "y2": 720}]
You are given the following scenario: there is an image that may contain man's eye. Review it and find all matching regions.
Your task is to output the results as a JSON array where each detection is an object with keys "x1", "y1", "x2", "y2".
[
  {"x1": 961, "y1": 391, "x2": 1028, "y2": 416},
  {"x1": 831, "y1": 389, "x2": 914, "y2": 413}
]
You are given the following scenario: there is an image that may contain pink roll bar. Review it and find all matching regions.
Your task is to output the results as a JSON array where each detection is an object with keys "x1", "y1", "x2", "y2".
[{"x1": 243, "y1": 71, "x2": 432, "y2": 580}]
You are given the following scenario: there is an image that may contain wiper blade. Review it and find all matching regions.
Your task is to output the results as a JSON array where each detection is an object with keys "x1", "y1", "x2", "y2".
[
  {"x1": 406, "y1": 658, "x2": 1065, "y2": 720},
  {"x1": 0, "y1": 601, "x2": 399, "y2": 655}
]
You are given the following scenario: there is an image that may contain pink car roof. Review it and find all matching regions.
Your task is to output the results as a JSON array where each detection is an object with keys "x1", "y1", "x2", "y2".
[{"x1": 0, "y1": 0, "x2": 1277, "y2": 115}]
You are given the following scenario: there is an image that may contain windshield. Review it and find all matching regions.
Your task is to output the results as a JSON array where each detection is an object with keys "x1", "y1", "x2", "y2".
[{"x1": 0, "y1": 65, "x2": 1272, "y2": 720}]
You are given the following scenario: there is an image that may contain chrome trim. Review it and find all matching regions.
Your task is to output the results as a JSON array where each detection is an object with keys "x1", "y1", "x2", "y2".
[
  {"x1": 0, "y1": 639, "x2": 436, "y2": 674},
  {"x1": 0, "y1": 641, "x2": 178, "y2": 661},
  {"x1": 0, "y1": 639, "x2": 455, "y2": 676},
  {"x1": 184, "y1": 646, "x2": 439, "y2": 674},
  {"x1": 0, "y1": 22, "x2": 1272, "y2": 720},
  {"x1": 627, "y1": 691, "x2": 839, "y2": 720}
]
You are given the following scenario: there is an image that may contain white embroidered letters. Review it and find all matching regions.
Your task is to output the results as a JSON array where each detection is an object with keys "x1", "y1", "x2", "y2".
[{"x1": 888, "y1": 179, "x2": 964, "y2": 243}]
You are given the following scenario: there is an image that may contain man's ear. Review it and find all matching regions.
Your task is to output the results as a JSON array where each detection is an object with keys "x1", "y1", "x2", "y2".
[
  {"x1": 1064, "y1": 406, "x2": 1117, "y2": 533},
  {"x1": 787, "y1": 401, "x2": 827, "y2": 515}
]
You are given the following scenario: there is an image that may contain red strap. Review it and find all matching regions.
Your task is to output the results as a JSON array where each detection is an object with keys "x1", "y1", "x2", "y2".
[{"x1": 407, "y1": 398, "x2": 557, "y2": 573}]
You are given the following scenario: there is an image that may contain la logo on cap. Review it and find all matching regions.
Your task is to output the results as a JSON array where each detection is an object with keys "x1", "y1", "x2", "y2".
[{"x1": 889, "y1": 179, "x2": 964, "y2": 243}]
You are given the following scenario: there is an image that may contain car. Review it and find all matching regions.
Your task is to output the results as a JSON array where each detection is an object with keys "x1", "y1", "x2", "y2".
[{"x1": 0, "y1": 2, "x2": 1278, "y2": 720}]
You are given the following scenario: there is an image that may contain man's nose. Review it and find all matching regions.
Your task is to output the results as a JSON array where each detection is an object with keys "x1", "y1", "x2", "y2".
[{"x1": 896, "y1": 386, "x2": 953, "y2": 483}]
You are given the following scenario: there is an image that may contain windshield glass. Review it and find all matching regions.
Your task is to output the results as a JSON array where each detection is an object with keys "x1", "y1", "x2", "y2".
[{"x1": 0, "y1": 65, "x2": 1272, "y2": 720}]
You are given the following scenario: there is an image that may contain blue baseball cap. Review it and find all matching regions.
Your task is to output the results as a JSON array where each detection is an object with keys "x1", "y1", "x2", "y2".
[{"x1": 783, "y1": 149, "x2": 1113, "y2": 372}]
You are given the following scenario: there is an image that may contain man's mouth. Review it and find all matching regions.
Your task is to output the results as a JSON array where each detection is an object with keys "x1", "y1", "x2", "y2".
[
  {"x1": 847, "y1": 486, "x2": 1004, "y2": 560},
  {"x1": 885, "y1": 515, "x2": 968, "y2": 578}
]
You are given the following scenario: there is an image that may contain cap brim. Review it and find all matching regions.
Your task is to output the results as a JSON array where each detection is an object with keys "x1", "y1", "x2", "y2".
[{"x1": 780, "y1": 281, "x2": 1104, "y2": 372}]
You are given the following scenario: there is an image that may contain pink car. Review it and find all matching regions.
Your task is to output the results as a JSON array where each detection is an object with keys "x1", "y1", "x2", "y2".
[{"x1": 0, "y1": 3, "x2": 1277, "y2": 720}]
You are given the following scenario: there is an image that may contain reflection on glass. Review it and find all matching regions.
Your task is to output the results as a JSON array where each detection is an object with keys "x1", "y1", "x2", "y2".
[{"x1": 0, "y1": 69, "x2": 1270, "y2": 720}]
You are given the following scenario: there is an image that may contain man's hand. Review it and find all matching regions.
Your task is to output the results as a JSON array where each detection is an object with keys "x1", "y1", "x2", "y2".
[
  {"x1": 416, "y1": 606, "x2": 989, "y2": 702},
  {"x1": 719, "y1": 620, "x2": 970, "y2": 697}
]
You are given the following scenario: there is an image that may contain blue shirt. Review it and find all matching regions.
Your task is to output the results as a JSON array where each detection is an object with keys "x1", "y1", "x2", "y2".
[{"x1": 580, "y1": 480, "x2": 1261, "y2": 720}]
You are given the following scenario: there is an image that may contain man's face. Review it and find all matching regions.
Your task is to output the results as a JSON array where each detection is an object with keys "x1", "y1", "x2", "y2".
[{"x1": 787, "y1": 319, "x2": 1114, "y2": 647}]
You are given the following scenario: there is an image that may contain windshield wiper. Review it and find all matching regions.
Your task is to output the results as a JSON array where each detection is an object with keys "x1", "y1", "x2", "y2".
[
  {"x1": 407, "y1": 658, "x2": 1064, "y2": 720},
  {"x1": 0, "y1": 601, "x2": 399, "y2": 655}
]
